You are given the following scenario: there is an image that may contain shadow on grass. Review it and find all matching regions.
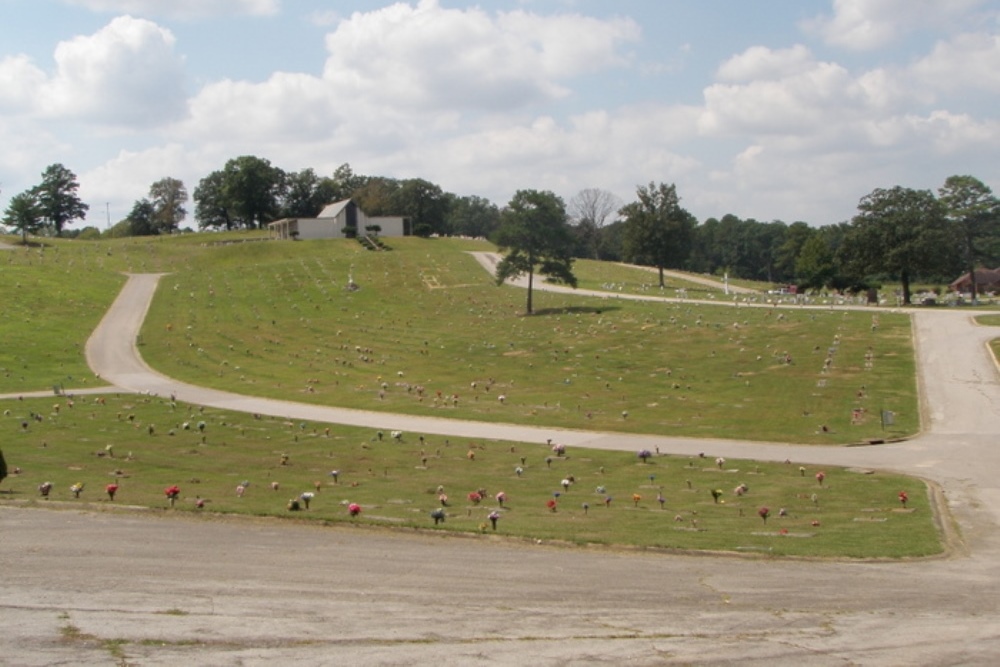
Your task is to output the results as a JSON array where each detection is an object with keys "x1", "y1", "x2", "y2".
[
  {"x1": 529, "y1": 305, "x2": 620, "y2": 316},
  {"x1": 3, "y1": 240, "x2": 52, "y2": 249}
]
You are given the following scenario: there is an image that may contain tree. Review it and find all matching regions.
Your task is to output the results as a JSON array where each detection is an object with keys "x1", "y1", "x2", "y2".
[
  {"x1": 35, "y1": 163, "x2": 89, "y2": 236},
  {"x1": 445, "y1": 194, "x2": 500, "y2": 238},
  {"x1": 2, "y1": 190, "x2": 42, "y2": 243},
  {"x1": 620, "y1": 182, "x2": 696, "y2": 287},
  {"x1": 193, "y1": 170, "x2": 233, "y2": 230},
  {"x1": 281, "y1": 168, "x2": 337, "y2": 218},
  {"x1": 352, "y1": 177, "x2": 400, "y2": 217},
  {"x1": 774, "y1": 221, "x2": 814, "y2": 283},
  {"x1": 330, "y1": 162, "x2": 368, "y2": 200},
  {"x1": 220, "y1": 156, "x2": 286, "y2": 228},
  {"x1": 568, "y1": 188, "x2": 622, "y2": 259},
  {"x1": 938, "y1": 175, "x2": 1000, "y2": 301},
  {"x1": 494, "y1": 189, "x2": 578, "y2": 315},
  {"x1": 148, "y1": 177, "x2": 187, "y2": 234},
  {"x1": 845, "y1": 186, "x2": 952, "y2": 305},
  {"x1": 795, "y1": 233, "x2": 837, "y2": 291},
  {"x1": 125, "y1": 198, "x2": 157, "y2": 236},
  {"x1": 396, "y1": 178, "x2": 448, "y2": 236}
]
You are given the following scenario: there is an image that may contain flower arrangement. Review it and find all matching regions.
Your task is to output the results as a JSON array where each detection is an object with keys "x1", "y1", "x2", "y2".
[
  {"x1": 431, "y1": 508, "x2": 446, "y2": 524},
  {"x1": 546, "y1": 498, "x2": 558, "y2": 512},
  {"x1": 758, "y1": 506, "x2": 770, "y2": 523},
  {"x1": 711, "y1": 489, "x2": 723, "y2": 503},
  {"x1": 898, "y1": 491, "x2": 908, "y2": 508},
  {"x1": 815, "y1": 471, "x2": 826, "y2": 486},
  {"x1": 468, "y1": 491, "x2": 482, "y2": 505},
  {"x1": 70, "y1": 482, "x2": 84, "y2": 499},
  {"x1": 716, "y1": 457, "x2": 726, "y2": 469},
  {"x1": 38, "y1": 481, "x2": 52, "y2": 498},
  {"x1": 551, "y1": 443, "x2": 566, "y2": 456},
  {"x1": 488, "y1": 510, "x2": 500, "y2": 530},
  {"x1": 164, "y1": 485, "x2": 180, "y2": 507},
  {"x1": 495, "y1": 491, "x2": 506, "y2": 507},
  {"x1": 348, "y1": 502, "x2": 362, "y2": 517},
  {"x1": 300, "y1": 491, "x2": 315, "y2": 509},
  {"x1": 637, "y1": 449, "x2": 652, "y2": 463},
  {"x1": 632, "y1": 493, "x2": 641, "y2": 507},
  {"x1": 105, "y1": 483, "x2": 118, "y2": 501}
]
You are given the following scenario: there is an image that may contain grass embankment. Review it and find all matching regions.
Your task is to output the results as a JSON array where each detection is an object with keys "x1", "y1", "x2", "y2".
[
  {"x1": 133, "y1": 236, "x2": 918, "y2": 443},
  {"x1": 1, "y1": 393, "x2": 940, "y2": 558},
  {"x1": 0, "y1": 233, "x2": 940, "y2": 557}
]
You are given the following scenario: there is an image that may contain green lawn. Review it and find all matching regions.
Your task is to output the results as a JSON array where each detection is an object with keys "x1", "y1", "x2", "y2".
[
  {"x1": 0, "y1": 233, "x2": 945, "y2": 557},
  {"x1": 0, "y1": 393, "x2": 941, "y2": 558},
  {"x1": 134, "y1": 236, "x2": 918, "y2": 443}
]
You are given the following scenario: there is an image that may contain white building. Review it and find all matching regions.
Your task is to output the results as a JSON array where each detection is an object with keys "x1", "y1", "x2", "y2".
[{"x1": 268, "y1": 199, "x2": 409, "y2": 240}]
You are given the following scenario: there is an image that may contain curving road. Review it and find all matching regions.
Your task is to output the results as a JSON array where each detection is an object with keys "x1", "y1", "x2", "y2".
[{"x1": 4, "y1": 261, "x2": 1000, "y2": 665}]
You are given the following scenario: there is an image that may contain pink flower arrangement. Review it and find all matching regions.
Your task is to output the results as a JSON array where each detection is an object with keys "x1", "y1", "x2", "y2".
[
  {"x1": 495, "y1": 491, "x2": 507, "y2": 507},
  {"x1": 106, "y1": 483, "x2": 119, "y2": 501},
  {"x1": 348, "y1": 502, "x2": 362, "y2": 517},
  {"x1": 815, "y1": 471, "x2": 826, "y2": 486}
]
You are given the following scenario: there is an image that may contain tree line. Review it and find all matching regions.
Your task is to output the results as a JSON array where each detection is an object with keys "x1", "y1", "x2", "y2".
[{"x1": 4, "y1": 158, "x2": 998, "y2": 302}]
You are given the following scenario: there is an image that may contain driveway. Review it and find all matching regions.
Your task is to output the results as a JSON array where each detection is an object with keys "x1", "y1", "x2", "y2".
[{"x1": 4, "y1": 263, "x2": 1000, "y2": 665}]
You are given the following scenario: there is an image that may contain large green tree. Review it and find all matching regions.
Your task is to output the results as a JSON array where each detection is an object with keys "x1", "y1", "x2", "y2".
[
  {"x1": 193, "y1": 170, "x2": 233, "y2": 230},
  {"x1": 396, "y1": 178, "x2": 448, "y2": 236},
  {"x1": 148, "y1": 177, "x2": 187, "y2": 234},
  {"x1": 620, "y1": 182, "x2": 696, "y2": 287},
  {"x1": 2, "y1": 190, "x2": 42, "y2": 243},
  {"x1": 125, "y1": 198, "x2": 157, "y2": 236},
  {"x1": 35, "y1": 163, "x2": 89, "y2": 236},
  {"x1": 845, "y1": 186, "x2": 952, "y2": 305},
  {"x1": 281, "y1": 168, "x2": 338, "y2": 218},
  {"x1": 221, "y1": 155, "x2": 286, "y2": 229},
  {"x1": 494, "y1": 189, "x2": 577, "y2": 315},
  {"x1": 938, "y1": 175, "x2": 1000, "y2": 301},
  {"x1": 445, "y1": 194, "x2": 500, "y2": 239}
]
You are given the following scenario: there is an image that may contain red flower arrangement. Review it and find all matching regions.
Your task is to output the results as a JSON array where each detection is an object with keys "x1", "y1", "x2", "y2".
[
  {"x1": 758, "y1": 506, "x2": 770, "y2": 523},
  {"x1": 348, "y1": 502, "x2": 362, "y2": 517},
  {"x1": 106, "y1": 483, "x2": 119, "y2": 501}
]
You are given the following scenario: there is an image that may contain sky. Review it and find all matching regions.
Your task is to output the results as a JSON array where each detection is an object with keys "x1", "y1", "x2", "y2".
[{"x1": 0, "y1": 0, "x2": 998, "y2": 230}]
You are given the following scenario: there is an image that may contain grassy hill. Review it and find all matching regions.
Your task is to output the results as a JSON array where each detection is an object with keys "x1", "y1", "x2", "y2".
[
  {"x1": 0, "y1": 233, "x2": 941, "y2": 557},
  {"x1": 1, "y1": 233, "x2": 917, "y2": 443}
]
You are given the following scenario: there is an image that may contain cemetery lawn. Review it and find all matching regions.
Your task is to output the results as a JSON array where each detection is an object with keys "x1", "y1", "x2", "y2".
[
  {"x1": 0, "y1": 394, "x2": 944, "y2": 559},
  {"x1": 135, "y1": 236, "x2": 918, "y2": 443}
]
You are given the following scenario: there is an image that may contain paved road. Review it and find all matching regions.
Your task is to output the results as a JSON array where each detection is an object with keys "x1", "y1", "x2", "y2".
[{"x1": 4, "y1": 264, "x2": 1000, "y2": 665}]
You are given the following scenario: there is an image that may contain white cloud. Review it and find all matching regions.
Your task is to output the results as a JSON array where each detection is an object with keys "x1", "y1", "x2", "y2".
[
  {"x1": 321, "y1": 0, "x2": 639, "y2": 111},
  {"x1": 62, "y1": 0, "x2": 279, "y2": 19},
  {"x1": 911, "y1": 32, "x2": 1000, "y2": 93},
  {"x1": 804, "y1": 0, "x2": 988, "y2": 50},
  {"x1": 716, "y1": 44, "x2": 814, "y2": 83},
  {"x1": 0, "y1": 16, "x2": 187, "y2": 127},
  {"x1": 803, "y1": 0, "x2": 986, "y2": 51},
  {"x1": 700, "y1": 47, "x2": 867, "y2": 138}
]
